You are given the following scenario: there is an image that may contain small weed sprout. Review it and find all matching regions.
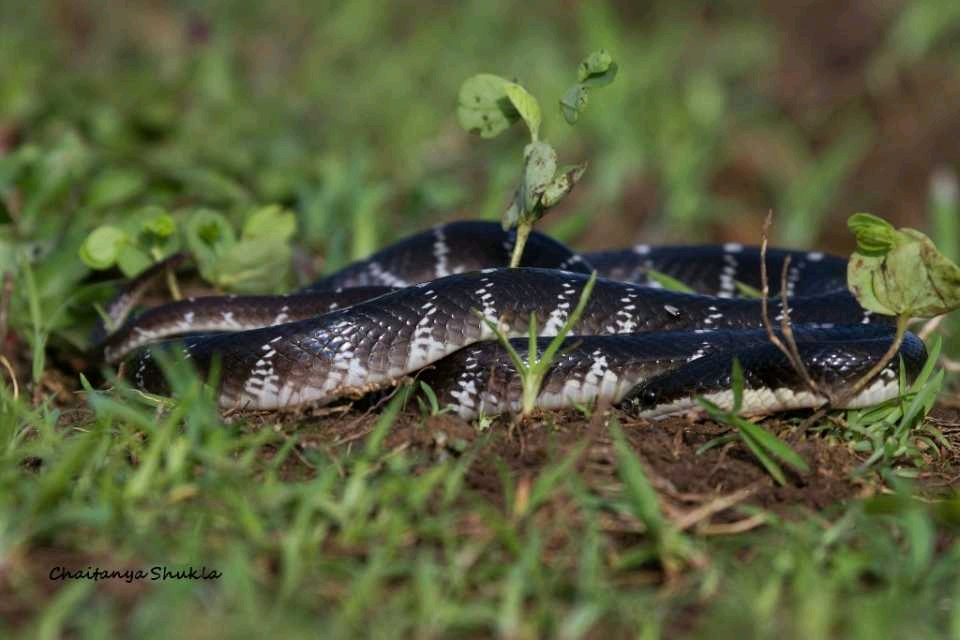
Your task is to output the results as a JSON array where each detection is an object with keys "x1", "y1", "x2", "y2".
[
  {"x1": 416, "y1": 380, "x2": 451, "y2": 417},
  {"x1": 696, "y1": 359, "x2": 811, "y2": 486},
  {"x1": 478, "y1": 271, "x2": 597, "y2": 417}
]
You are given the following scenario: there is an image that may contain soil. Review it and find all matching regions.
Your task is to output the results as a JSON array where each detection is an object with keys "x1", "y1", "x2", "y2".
[{"x1": 250, "y1": 398, "x2": 960, "y2": 526}]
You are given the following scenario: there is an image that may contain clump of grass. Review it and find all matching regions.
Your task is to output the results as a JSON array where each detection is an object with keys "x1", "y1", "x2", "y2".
[
  {"x1": 696, "y1": 359, "x2": 811, "y2": 486},
  {"x1": 836, "y1": 336, "x2": 948, "y2": 474}
]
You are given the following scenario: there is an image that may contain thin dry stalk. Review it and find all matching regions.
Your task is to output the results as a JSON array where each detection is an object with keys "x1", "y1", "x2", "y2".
[{"x1": 759, "y1": 211, "x2": 825, "y2": 399}]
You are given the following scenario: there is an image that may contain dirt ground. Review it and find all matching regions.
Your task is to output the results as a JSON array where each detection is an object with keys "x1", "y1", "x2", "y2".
[{"x1": 254, "y1": 398, "x2": 960, "y2": 524}]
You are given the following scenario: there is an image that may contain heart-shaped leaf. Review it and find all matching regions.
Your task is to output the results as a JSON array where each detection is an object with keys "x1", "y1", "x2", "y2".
[{"x1": 847, "y1": 213, "x2": 960, "y2": 317}]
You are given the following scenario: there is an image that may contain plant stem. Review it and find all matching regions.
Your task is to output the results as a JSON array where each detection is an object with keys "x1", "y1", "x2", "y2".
[
  {"x1": 509, "y1": 222, "x2": 532, "y2": 268},
  {"x1": 166, "y1": 267, "x2": 183, "y2": 301},
  {"x1": 833, "y1": 313, "x2": 910, "y2": 407}
]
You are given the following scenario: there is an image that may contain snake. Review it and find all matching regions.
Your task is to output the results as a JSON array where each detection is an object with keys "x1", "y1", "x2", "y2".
[{"x1": 100, "y1": 220, "x2": 927, "y2": 419}]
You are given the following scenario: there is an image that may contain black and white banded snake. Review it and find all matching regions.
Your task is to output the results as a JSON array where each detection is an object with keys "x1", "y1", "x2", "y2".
[{"x1": 100, "y1": 220, "x2": 926, "y2": 419}]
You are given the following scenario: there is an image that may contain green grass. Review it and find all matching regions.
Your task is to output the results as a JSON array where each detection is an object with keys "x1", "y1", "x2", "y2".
[
  {"x1": 2, "y1": 375, "x2": 959, "y2": 638},
  {"x1": 1, "y1": 1, "x2": 959, "y2": 637}
]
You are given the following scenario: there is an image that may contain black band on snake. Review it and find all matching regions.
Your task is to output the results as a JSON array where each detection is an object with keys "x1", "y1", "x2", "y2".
[{"x1": 99, "y1": 220, "x2": 926, "y2": 419}]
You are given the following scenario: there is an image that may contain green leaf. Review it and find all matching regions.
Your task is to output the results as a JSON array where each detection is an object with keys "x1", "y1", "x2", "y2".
[
  {"x1": 141, "y1": 211, "x2": 176, "y2": 237},
  {"x1": 185, "y1": 209, "x2": 235, "y2": 249},
  {"x1": 503, "y1": 198, "x2": 522, "y2": 230},
  {"x1": 520, "y1": 141, "x2": 557, "y2": 213},
  {"x1": 78, "y1": 226, "x2": 127, "y2": 270},
  {"x1": 456, "y1": 74, "x2": 520, "y2": 138},
  {"x1": 848, "y1": 213, "x2": 897, "y2": 254},
  {"x1": 539, "y1": 162, "x2": 587, "y2": 208},
  {"x1": 242, "y1": 204, "x2": 297, "y2": 241},
  {"x1": 115, "y1": 243, "x2": 153, "y2": 277},
  {"x1": 610, "y1": 420, "x2": 664, "y2": 537},
  {"x1": 213, "y1": 238, "x2": 291, "y2": 292},
  {"x1": 184, "y1": 209, "x2": 236, "y2": 281},
  {"x1": 847, "y1": 213, "x2": 960, "y2": 317},
  {"x1": 738, "y1": 421, "x2": 810, "y2": 474},
  {"x1": 737, "y1": 426, "x2": 787, "y2": 485},
  {"x1": 644, "y1": 269, "x2": 696, "y2": 294},
  {"x1": 734, "y1": 280, "x2": 763, "y2": 298},
  {"x1": 577, "y1": 49, "x2": 618, "y2": 87},
  {"x1": 559, "y1": 84, "x2": 589, "y2": 125},
  {"x1": 503, "y1": 82, "x2": 541, "y2": 141}
]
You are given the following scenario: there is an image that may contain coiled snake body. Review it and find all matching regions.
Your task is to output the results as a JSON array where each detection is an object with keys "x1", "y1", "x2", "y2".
[{"x1": 103, "y1": 221, "x2": 926, "y2": 418}]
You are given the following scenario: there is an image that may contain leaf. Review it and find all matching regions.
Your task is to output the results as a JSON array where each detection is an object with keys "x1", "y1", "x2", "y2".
[
  {"x1": 456, "y1": 74, "x2": 520, "y2": 139},
  {"x1": 848, "y1": 213, "x2": 896, "y2": 254},
  {"x1": 136, "y1": 207, "x2": 181, "y2": 258},
  {"x1": 183, "y1": 209, "x2": 236, "y2": 281},
  {"x1": 520, "y1": 141, "x2": 557, "y2": 212},
  {"x1": 242, "y1": 204, "x2": 297, "y2": 241},
  {"x1": 502, "y1": 197, "x2": 522, "y2": 230},
  {"x1": 185, "y1": 209, "x2": 235, "y2": 250},
  {"x1": 737, "y1": 421, "x2": 810, "y2": 474},
  {"x1": 141, "y1": 210, "x2": 176, "y2": 237},
  {"x1": 644, "y1": 269, "x2": 696, "y2": 293},
  {"x1": 539, "y1": 162, "x2": 587, "y2": 208},
  {"x1": 213, "y1": 238, "x2": 291, "y2": 292},
  {"x1": 115, "y1": 244, "x2": 153, "y2": 277},
  {"x1": 78, "y1": 226, "x2": 127, "y2": 270},
  {"x1": 610, "y1": 420, "x2": 664, "y2": 537},
  {"x1": 577, "y1": 49, "x2": 619, "y2": 87},
  {"x1": 503, "y1": 82, "x2": 541, "y2": 141},
  {"x1": 737, "y1": 426, "x2": 787, "y2": 485},
  {"x1": 847, "y1": 213, "x2": 960, "y2": 317},
  {"x1": 559, "y1": 84, "x2": 589, "y2": 125}
]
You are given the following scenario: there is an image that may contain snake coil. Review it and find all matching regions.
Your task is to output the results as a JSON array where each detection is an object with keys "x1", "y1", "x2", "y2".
[{"x1": 101, "y1": 221, "x2": 926, "y2": 418}]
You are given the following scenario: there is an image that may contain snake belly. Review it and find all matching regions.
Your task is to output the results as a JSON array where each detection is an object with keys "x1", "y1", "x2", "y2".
[{"x1": 103, "y1": 220, "x2": 926, "y2": 418}]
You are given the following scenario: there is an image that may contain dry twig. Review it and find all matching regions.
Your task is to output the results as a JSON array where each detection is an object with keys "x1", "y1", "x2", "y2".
[{"x1": 759, "y1": 211, "x2": 825, "y2": 400}]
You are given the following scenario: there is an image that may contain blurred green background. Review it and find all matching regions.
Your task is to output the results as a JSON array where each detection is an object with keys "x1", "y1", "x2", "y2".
[{"x1": 1, "y1": 0, "x2": 958, "y2": 285}]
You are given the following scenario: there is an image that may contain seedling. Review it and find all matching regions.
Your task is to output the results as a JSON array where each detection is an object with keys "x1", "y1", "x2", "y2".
[
  {"x1": 479, "y1": 272, "x2": 597, "y2": 417},
  {"x1": 457, "y1": 50, "x2": 618, "y2": 265}
]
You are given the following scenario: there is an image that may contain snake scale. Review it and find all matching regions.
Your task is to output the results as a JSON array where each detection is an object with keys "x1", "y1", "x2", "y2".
[{"x1": 101, "y1": 220, "x2": 927, "y2": 419}]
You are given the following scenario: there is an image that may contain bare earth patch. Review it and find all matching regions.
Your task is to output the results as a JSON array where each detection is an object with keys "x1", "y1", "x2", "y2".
[{"x1": 253, "y1": 401, "x2": 960, "y2": 522}]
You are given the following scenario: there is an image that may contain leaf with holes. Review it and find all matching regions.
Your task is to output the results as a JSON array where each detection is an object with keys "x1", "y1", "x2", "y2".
[
  {"x1": 456, "y1": 74, "x2": 520, "y2": 139},
  {"x1": 540, "y1": 162, "x2": 587, "y2": 208},
  {"x1": 520, "y1": 141, "x2": 557, "y2": 213},
  {"x1": 847, "y1": 212, "x2": 960, "y2": 317}
]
